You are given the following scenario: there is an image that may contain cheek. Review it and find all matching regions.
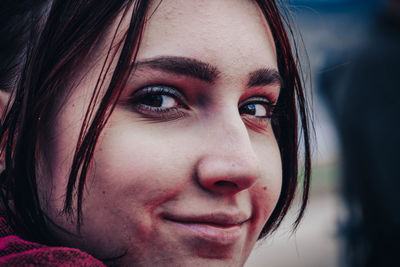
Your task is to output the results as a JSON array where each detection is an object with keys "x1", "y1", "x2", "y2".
[
  {"x1": 251, "y1": 133, "x2": 282, "y2": 228},
  {"x1": 90, "y1": 118, "x2": 192, "y2": 211},
  {"x1": 62, "y1": 117, "x2": 196, "y2": 256}
]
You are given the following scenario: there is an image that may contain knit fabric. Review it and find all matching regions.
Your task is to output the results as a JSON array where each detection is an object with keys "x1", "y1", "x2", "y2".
[{"x1": 0, "y1": 216, "x2": 106, "y2": 266}]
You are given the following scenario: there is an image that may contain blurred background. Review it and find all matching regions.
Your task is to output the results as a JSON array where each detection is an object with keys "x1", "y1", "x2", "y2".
[{"x1": 246, "y1": 0, "x2": 397, "y2": 266}]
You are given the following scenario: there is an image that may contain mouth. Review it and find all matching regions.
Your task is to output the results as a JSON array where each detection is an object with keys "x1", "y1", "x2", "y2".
[{"x1": 163, "y1": 212, "x2": 250, "y2": 245}]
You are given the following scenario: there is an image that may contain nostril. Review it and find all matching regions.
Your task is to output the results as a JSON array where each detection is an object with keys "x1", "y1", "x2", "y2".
[{"x1": 214, "y1": 180, "x2": 238, "y2": 188}]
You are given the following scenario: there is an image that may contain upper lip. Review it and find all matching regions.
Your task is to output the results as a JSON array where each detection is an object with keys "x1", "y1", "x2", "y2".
[{"x1": 163, "y1": 211, "x2": 250, "y2": 226}]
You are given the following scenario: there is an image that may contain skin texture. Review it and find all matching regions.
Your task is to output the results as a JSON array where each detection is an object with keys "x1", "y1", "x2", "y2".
[{"x1": 39, "y1": 0, "x2": 282, "y2": 266}]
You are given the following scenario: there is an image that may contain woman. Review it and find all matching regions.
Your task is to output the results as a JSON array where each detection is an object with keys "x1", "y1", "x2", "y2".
[{"x1": 0, "y1": 0, "x2": 311, "y2": 266}]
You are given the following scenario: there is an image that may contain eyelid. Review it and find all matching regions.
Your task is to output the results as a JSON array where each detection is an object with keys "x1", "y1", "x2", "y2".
[{"x1": 239, "y1": 95, "x2": 276, "y2": 107}]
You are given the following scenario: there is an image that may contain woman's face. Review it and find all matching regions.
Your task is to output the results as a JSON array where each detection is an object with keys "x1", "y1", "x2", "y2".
[{"x1": 41, "y1": 0, "x2": 282, "y2": 266}]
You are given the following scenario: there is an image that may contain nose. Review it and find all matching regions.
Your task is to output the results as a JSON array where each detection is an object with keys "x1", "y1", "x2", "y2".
[{"x1": 195, "y1": 113, "x2": 261, "y2": 196}]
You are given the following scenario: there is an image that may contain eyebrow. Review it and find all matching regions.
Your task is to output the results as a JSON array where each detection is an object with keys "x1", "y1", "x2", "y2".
[
  {"x1": 134, "y1": 56, "x2": 282, "y2": 88},
  {"x1": 247, "y1": 68, "x2": 282, "y2": 88},
  {"x1": 135, "y1": 56, "x2": 220, "y2": 83}
]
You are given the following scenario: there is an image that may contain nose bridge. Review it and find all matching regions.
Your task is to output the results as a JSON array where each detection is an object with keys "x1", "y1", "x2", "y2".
[
  {"x1": 208, "y1": 106, "x2": 255, "y2": 158},
  {"x1": 196, "y1": 109, "x2": 261, "y2": 195}
]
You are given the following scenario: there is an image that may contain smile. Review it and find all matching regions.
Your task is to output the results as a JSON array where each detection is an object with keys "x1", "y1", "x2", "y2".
[{"x1": 163, "y1": 213, "x2": 249, "y2": 245}]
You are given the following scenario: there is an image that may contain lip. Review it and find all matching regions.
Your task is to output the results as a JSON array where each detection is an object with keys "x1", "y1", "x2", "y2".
[{"x1": 163, "y1": 212, "x2": 250, "y2": 245}]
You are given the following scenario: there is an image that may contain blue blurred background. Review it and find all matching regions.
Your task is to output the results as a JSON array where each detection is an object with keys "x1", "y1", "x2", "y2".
[{"x1": 289, "y1": 0, "x2": 385, "y2": 166}]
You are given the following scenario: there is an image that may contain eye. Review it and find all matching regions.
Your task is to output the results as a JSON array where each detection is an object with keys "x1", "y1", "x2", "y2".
[
  {"x1": 239, "y1": 97, "x2": 275, "y2": 118},
  {"x1": 139, "y1": 94, "x2": 178, "y2": 109},
  {"x1": 239, "y1": 103, "x2": 268, "y2": 117},
  {"x1": 125, "y1": 85, "x2": 188, "y2": 120}
]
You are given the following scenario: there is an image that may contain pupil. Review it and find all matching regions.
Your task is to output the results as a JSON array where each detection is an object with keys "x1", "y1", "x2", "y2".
[
  {"x1": 142, "y1": 95, "x2": 163, "y2": 107},
  {"x1": 241, "y1": 104, "x2": 256, "y2": 115}
]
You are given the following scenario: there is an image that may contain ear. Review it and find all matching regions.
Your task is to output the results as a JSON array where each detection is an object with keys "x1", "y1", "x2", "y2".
[{"x1": 0, "y1": 90, "x2": 11, "y2": 117}]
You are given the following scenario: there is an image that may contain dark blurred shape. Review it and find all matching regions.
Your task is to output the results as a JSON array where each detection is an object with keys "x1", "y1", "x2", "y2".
[
  {"x1": 0, "y1": 0, "x2": 47, "y2": 91},
  {"x1": 320, "y1": 0, "x2": 400, "y2": 266}
]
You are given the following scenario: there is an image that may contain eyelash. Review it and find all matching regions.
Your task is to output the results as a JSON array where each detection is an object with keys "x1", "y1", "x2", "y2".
[{"x1": 126, "y1": 85, "x2": 276, "y2": 125}]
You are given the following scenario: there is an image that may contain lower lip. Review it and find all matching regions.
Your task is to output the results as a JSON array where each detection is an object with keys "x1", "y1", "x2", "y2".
[{"x1": 165, "y1": 219, "x2": 244, "y2": 245}]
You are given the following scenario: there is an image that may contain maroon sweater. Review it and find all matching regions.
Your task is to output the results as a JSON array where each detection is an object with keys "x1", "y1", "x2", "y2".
[{"x1": 0, "y1": 216, "x2": 106, "y2": 266}]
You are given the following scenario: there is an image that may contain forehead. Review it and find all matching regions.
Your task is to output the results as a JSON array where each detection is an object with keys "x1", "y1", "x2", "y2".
[{"x1": 137, "y1": 0, "x2": 277, "y2": 74}]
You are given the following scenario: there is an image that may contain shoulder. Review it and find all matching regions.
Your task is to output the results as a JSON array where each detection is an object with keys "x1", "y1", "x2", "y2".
[{"x1": 0, "y1": 217, "x2": 105, "y2": 266}]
